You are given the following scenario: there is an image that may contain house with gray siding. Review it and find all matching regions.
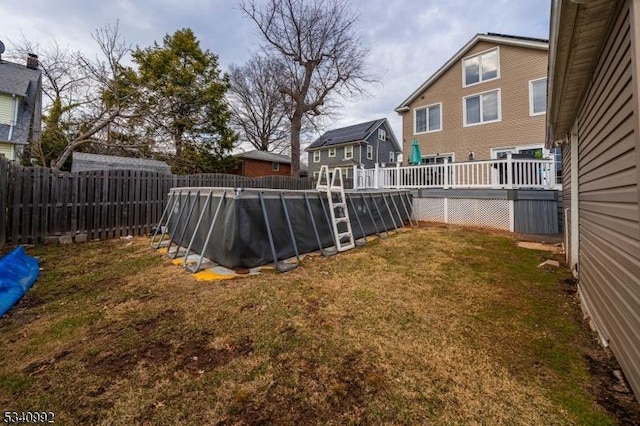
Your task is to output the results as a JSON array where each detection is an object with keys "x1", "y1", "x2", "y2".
[
  {"x1": 546, "y1": 0, "x2": 640, "y2": 399},
  {"x1": 0, "y1": 50, "x2": 42, "y2": 161},
  {"x1": 306, "y1": 118, "x2": 401, "y2": 179}
]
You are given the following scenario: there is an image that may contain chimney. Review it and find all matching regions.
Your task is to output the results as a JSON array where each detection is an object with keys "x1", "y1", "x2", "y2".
[{"x1": 26, "y1": 53, "x2": 38, "y2": 70}]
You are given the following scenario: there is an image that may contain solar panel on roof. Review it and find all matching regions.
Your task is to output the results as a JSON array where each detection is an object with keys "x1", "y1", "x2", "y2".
[{"x1": 308, "y1": 119, "x2": 384, "y2": 148}]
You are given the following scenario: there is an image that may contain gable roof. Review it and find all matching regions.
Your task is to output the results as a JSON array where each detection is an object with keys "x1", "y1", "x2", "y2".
[
  {"x1": 0, "y1": 60, "x2": 39, "y2": 97},
  {"x1": 395, "y1": 33, "x2": 549, "y2": 112},
  {"x1": 235, "y1": 150, "x2": 292, "y2": 164},
  {"x1": 71, "y1": 152, "x2": 171, "y2": 173},
  {"x1": 0, "y1": 59, "x2": 42, "y2": 145},
  {"x1": 306, "y1": 118, "x2": 400, "y2": 151}
]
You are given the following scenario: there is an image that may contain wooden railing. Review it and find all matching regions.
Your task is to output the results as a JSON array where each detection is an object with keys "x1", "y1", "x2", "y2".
[{"x1": 353, "y1": 154, "x2": 559, "y2": 190}]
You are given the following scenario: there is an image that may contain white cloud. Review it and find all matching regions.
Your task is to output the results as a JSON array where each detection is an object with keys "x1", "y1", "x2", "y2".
[{"x1": 0, "y1": 0, "x2": 550, "y2": 150}]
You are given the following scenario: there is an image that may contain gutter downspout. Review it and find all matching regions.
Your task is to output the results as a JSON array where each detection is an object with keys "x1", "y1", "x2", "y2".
[{"x1": 570, "y1": 124, "x2": 579, "y2": 276}]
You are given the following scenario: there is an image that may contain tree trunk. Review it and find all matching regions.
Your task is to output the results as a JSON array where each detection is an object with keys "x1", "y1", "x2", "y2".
[
  {"x1": 290, "y1": 111, "x2": 302, "y2": 177},
  {"x1": 174, "y1": 133, "x2": 183, "y2": 158}
]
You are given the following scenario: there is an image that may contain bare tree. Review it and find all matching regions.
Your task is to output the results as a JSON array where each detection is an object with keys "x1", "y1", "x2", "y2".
[
  {"x1": 228, "y1": 56, "x2": 290, "y2": 153},
  {"x1": 50, "y1": 23, "x2": 135, "y2": 169},
  {"x1": 239, "y1": 0, "x2": 372, "y2": 176},
  {"x1": 9, "y1": 23, "x2": 135, "y2": 169}
]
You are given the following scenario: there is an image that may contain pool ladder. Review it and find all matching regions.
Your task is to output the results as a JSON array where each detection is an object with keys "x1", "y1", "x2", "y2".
[{"x1": 316, "y1": 166, "x2": 356, "y2": 252}]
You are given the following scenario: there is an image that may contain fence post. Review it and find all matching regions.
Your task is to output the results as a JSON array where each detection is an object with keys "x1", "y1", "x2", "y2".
[
  {"x1": 506, "y1": 152, "x2": 513, "y2": 189},
  {"x1": 548, "y1": 157, "x2": 556, "y2": 188},
  {"x1": 395, "y1": 162, "x2": 401, "y2": 189},
  {"x1": 0, "y1": 157, "x2": 7, "y2": 246}
]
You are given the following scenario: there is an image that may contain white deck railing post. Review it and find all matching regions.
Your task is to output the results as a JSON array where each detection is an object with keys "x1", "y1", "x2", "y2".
[
  {"x1": 444, "y1": 158, "x2": 450, "y2": 189},
  {"x1": 506, "y1": 152, "x2": 513, "y2": 189},
  {"x1": 374, "y1": 163, "x2": 379, "y2": 189},
  {"x1": 396, "y1": 162, "x2": 401, "y2": 189},
  {"x1": 353, "y1": 165, "x2": 359, "y2": 189}
]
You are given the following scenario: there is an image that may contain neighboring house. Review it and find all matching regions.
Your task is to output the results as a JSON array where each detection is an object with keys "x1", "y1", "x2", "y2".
[
  {"x1": 546, "y1": 0, "x2": 640, "y2": 399},
  {"x1": 306, "y1": 118, "x2": 401, "y2": 179},
  {"x1": 228, "y1": 150, "x2": 306, "y2": 177},
  {"x1": 395, "y1": 33, "x2": 558, "y2": 170},
  {"x1": 72, "y1": 152, "x2": 171, "y2": 174},
  {"x1": 0, "y1": 50, "x2": 42, "y2": 161}
]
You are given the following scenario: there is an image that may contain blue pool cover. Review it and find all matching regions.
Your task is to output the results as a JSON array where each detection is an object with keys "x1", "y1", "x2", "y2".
[{"x1": 0, "y1": 246, "x2": 39, "y2": 317}]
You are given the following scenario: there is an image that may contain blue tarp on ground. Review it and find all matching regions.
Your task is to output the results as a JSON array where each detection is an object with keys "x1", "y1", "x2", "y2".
[{"x1": 0, "y1": 246, "x2": 39, "y2": 317}]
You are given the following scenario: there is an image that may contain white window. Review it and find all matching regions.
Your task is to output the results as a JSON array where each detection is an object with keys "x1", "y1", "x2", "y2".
[
  {"x1": 0, "y1": 95, "x2": 19, "y2": 125},
  {"x1": 414, "y1": 103, "x2": 442, "y2": 134},
  {"x1": 464, "y1": 89, "x2": 501, "y2": 126},
  {"x1": 389, "y1": 151, "x2": 395, "y2": 162},
  {"x1": 328, "y1": 147, "x2": 336, "y2": 157},
  {"x1": 378, "y1": 128, "x2": 387, "y2": 140},
  {"x1": 463, "y1": 48, "x2": 499, "y2": 87},
  {"x1": 272, "y1": 162, "x2": 280, "y2": 171},
  {"x1": 344, "y1": 145, "x2": 353, "y2": 160},
  {"x1": 529, "y1": 78, "x2": 547, "y2": 116},
  {"x1": 366, "y1": 145, "x2": 373, "y2": 160},
  {"x1": 313, "y1": 151, "x2": 320, "y2": 163}
]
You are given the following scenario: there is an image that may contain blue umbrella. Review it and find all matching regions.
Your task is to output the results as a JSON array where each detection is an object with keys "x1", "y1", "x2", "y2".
[{"x1": 408, "y1": 139, "x2": 422, "y2": 165}]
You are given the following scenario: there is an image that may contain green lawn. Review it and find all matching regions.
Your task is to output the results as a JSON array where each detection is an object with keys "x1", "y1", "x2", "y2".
[{"x1": 0, "y1": 225, "x2": 631, "y2": 424}]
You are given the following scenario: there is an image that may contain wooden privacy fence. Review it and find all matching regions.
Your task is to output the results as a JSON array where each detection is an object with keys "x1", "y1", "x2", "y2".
[{"x1": 0, "y1": 157, "x2": 330, "y2": 246}]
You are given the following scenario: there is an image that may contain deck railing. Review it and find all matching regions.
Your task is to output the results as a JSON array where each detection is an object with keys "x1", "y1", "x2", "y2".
[{"x1": 353, "y1": 153, "x2": 559, "y2": 190}]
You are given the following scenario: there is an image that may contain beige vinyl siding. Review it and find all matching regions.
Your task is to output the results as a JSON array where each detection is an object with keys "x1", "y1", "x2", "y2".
[
  {"x1": 0, "y1": 143, "x2": 14, "y2": 159},
  {"x1": 0, "y1": 94, "x2": 15, "y2": 125},
  {"x1": 402, "y1": 42, "x2": 547, "y2": 162},
  {"x1": 561, "y1": 142, "x2": 571, "y2": 262},
  {"x1": 575, "y1": 3, "x2": 640, "y2": 397}
]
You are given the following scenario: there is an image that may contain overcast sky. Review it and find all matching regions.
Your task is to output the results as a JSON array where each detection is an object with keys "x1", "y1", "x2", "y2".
[{"x1": 0, "y1": 0, "x2": 550, "y2": 155}]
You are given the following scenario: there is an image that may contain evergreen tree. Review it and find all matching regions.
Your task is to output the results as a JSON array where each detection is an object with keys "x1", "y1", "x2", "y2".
[{"x1": 132, "y1": 28, "x2": 237, "y2": 173}]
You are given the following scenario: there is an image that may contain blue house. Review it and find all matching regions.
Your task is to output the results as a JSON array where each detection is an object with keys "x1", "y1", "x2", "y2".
[{"x1": 305, "y1": 118, "x2": 401, "y2": 179}]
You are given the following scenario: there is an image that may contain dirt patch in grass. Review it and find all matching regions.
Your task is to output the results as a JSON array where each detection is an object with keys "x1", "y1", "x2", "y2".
[
  {"x1": 0, "y1": 228, "x2": 638, "y2": 424},
  {"x1": 584, "y1": 350, "x2": 640, "y2": 425},
  {"x1": 176, "y1": 334, "x2": 254, "y2": 374}
]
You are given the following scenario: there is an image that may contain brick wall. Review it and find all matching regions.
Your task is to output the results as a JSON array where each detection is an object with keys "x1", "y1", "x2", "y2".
[{"x1": 229, "y1": 158, "x2": 293, "y2": 177}]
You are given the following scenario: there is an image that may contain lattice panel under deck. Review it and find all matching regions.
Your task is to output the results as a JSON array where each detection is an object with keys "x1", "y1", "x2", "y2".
[
  {"x1": 412, "y1": 198, "x2": 445, "y2": 222},
  {"x1": 447, "y1": 199, "x2": 510, "y2": 231}
]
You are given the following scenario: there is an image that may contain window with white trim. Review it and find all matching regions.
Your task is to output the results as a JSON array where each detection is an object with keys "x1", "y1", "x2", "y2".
[
  {"x1": 414, "y1": 103, "x2": 442, "y2": 134},
  {"x1": 272, "y1": 162, "x2": 280, "y2": 171},
  {"x1": 313, "y1": 171, "x2": 319, "y2": 180},
  {"x1": 328, "y1": 147, "x2": 336, "y2": 157},
  {"x1": 378, "y1": 128, "x2": 387, "y2": 141},
  {"x1": 366, "y1": 145, "x2": 373, "y2": 160},
  {"x1": 529, "y1": 78, "x2": 547, "y2": 116},
  {"x1": 313, "y1": 151, "x2": 320, "y2": 163},
  {"x1": 464, "y1": 89, "x2": 501, "y2": 126},
  {"x1": 344, "y1": 145, "x2": 353, "y2": 160},
  {"x1": 463, "y1": 48, "x2": 499, "y2": 87},
  {"x1": 389, "y1": 151, "x2": 395, "y2": 162}
]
